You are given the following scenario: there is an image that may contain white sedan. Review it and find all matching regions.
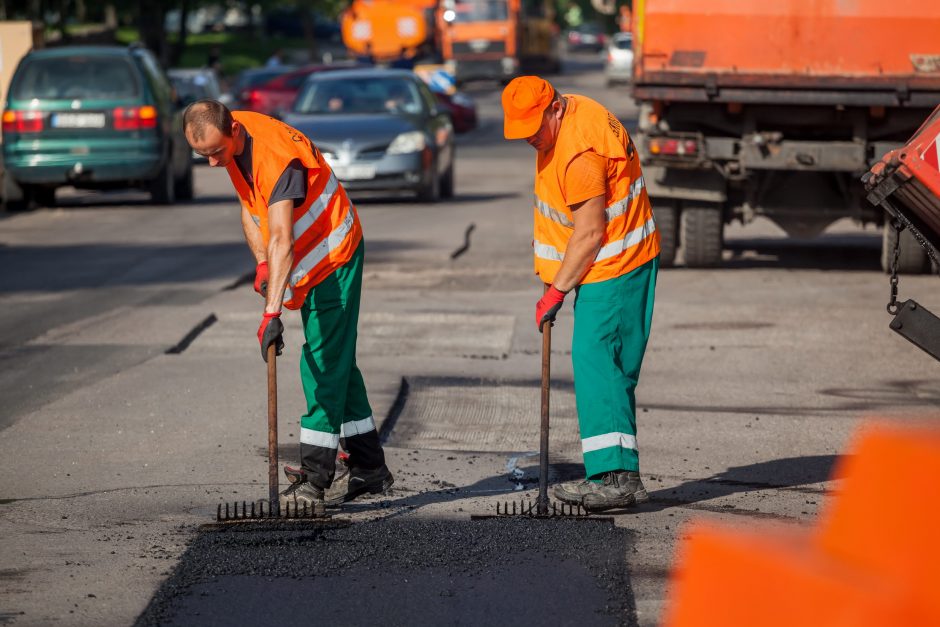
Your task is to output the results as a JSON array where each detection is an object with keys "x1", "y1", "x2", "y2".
[{"x1": 605, "y1": 32, "x2": 634, "y2": 86}]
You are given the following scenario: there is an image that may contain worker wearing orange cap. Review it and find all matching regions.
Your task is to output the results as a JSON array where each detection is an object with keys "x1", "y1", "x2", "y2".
[{"x1": 503, "y1": 76, "x2": 660, "y2": 512}]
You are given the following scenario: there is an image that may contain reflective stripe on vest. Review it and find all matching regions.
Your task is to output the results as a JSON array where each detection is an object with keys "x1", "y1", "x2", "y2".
[
  {"x1": 604, "y1": 176, "x2": 645, "y2": 222},
  {"x1": 283, "y1": 208, "x2": 356, "y2": 304},
  {"x1": 535, "y1": 196, "x2": 574, "y2": 228},
  {"x1": 292, "y1": 171, "x2": 339, "y2": 242},
  {"x1": 534, "y1": 215, "x2": 657, "y2": 264},
  {"x1": 535, "y1": 175, "x2": 647, "y2": 230}
]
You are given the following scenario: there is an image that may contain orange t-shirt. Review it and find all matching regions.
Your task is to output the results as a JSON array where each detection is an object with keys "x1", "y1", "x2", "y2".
[{"x1": 564, "y1": 150, "x2": 607, "y2": 206}]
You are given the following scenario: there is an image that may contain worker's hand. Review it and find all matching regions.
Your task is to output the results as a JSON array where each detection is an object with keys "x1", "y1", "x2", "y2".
[
  {"x1": 536, "y1": 285, "x2": 567, "y2": 332},
  {"x1": 258, "y1": 312, "x2": 284, "y2": 362},
  {"x1": 253, "y1": 261, "x2": 269, "y2": 298}
]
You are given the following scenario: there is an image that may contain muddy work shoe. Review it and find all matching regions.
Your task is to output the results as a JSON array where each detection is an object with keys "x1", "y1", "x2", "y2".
[
  {"x1": 325, "y1": 465, "x2": 394, "y2": 507},
  {"x1": 553, "y1": 479, "x2": 602, "y2": 505},
  {"x1": 582, "y1": 471, "x2": 649, "y2": 512},
  {"x1": 279, "y1": 479, "x2": 326, "y2": 517}
]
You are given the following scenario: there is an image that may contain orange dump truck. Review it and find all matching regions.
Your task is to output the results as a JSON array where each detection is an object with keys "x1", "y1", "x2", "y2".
[
  {"x1": 341, "y1": 0, "x2": 435, "y2": 63},
  {"x1": 631, "y1": 0, "x2": 940, "y2": 270},
  {"x1": 438, "y1": 0, "x2": 559, "y2": 84}
]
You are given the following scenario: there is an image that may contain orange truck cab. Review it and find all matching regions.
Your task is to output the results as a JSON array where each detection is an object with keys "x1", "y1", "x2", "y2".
[
  {"x1": 630, "y1": 0, "x2": 940, "y2": 271},
  {"x1": 438, "y1": 0, "x2": 559, "y2": 84}
]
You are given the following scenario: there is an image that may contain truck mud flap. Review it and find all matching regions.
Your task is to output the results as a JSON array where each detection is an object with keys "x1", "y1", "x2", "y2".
[{"x1": 889, "y1": 300, "x2": 940, "y2": 363}]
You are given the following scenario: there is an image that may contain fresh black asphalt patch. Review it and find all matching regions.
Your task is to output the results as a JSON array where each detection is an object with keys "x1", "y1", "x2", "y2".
[{"x1": 135, "y1": 516, "x2": 637, "y2": 626}]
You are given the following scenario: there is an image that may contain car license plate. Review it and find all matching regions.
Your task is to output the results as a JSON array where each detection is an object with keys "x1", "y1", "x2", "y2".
[
  {"x1": 52, "y1": 113, "x2": 105, "y2": 129},
  {"x1": 334, "y1": 164, "x2": 375, "y2": 181}
]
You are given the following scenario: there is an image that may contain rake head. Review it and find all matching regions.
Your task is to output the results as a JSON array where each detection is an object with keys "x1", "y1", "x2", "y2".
[
  {"x1": 471, "y1": 498, "x2": 609, "y2": 521},
  {"x1": 216, "y1": 499, "x2": 330, "y2": 523}
]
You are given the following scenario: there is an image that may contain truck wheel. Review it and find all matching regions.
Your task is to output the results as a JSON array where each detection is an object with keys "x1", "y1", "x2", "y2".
[
  {"x1": 681, "y1": 204, "x2": 723, "y2": 267},
  {"x1": 653, "y1": 202, "x2": 678, "y2": 267},
  {"x1": 149, "y1": 161, "x2": 175, "y2": 205},
  {"x1": 881, "y1": 223, "x2": 928, "y2": 274}
]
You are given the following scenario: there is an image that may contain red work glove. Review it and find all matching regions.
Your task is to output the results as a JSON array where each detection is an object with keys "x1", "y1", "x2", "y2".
[
  {"x1": 536, "y1": 285, "x2": 567, "y2": 332},
  {"x1": 257, "y1": 311, "x2": 284, "y2": 363},
  {"x1": 253, "y1": 261, "x2": 269, "y2": 297}
]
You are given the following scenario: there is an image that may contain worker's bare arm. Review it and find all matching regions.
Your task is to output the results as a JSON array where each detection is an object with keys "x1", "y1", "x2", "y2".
[
  {"x1": 264, "y1": 199, "x2": 294, "y2": 314},
  {"x1": 241, "y1": 205, "x2": 267, "y2": 264},
  {"x1": 551, "y1": 194, "x2": 606, "y2": 292}
]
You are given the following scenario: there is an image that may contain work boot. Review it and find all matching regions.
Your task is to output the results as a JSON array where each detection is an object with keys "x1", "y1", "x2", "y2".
[
  {"x1": 553, "y1": 479, "x2": 602, "y2": 505},
  {"x1": 582, "y1": 471, "x2": 649, "y2": 512},
  {"x1": 325, "y1": 465, "x2": 394, "y2": 507},
  {"x1": 279, "y1": 480, "x2": 325, "y2": 517}
]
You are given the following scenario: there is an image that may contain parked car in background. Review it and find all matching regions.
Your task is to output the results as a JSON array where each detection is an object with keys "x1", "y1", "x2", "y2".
[
  {"x1": 605, "y1": 32, "x2": 634, "y2": 86},
  {"x1": 2, "y1": 45, "x2": 193, "y2": 209},
  {"x1": 284, "y1": 68, "x2": 455, "y2": 201},
  {"x1": 168, "y1": 68, "x2": 227, "y2": 105},
  {"x1": 242, "y1": 62, "x2": 365, "y2": 116},
  {"x1": 435, "y1": 90, "x2": 477, "y2": 134},
  {"x1": 567, "y1": 23, "x2": 607, "y2": 52},
  {"x1": 227, "y1": 66, "x2": 296, "y2": 109}
]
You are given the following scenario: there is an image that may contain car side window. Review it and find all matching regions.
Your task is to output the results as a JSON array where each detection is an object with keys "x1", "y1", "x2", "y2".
[{"x1": 134, "y1": 49, "x2": 172, "y2": 106}]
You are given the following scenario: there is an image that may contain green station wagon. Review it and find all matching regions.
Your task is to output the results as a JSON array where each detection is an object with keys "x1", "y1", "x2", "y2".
[{"x1": 2, "y1": 44, "x2": 193, "y2": 209}]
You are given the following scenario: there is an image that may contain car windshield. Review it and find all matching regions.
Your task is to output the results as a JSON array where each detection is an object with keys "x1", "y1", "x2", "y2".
[
  {"x1": 452, "y1": 0, "x2": 508, "y2": 22},
  {"x1": 13, "y1": 55, "x2": 139, "y2": 100},
  {"x1": 295, "y1": 77, "x2": 423, "y2": 115}
]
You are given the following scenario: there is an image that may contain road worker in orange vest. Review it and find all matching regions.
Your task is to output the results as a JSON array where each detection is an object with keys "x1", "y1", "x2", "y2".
[
  {"x1": 183, "y1": 101, "x2": 393, "y2": 514},
  {"x1": 502, "y1": 76, "x2": 660, "y2": 512}
]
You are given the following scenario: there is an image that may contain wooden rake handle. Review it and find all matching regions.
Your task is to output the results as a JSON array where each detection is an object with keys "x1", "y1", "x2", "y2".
[{"x1": 267, "y1": 345, "x2": 279, "y2": 511}]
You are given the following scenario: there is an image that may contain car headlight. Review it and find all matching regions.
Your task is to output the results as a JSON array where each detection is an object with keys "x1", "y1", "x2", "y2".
[{"x1": 387, "y1": 131, "x2": 426, "y2": 155}]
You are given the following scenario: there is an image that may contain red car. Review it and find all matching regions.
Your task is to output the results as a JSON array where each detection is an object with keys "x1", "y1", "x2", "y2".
[
  {"x1": 435, "y1": 90, "x2": 477, "y2": 134},
  {"x1": 241, "y1": 63, "x2": 364, "y2": 116}
]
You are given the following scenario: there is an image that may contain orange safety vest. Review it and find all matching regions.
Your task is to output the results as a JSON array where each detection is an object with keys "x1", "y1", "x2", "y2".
[
  {"x1": 533, "y1": 95, "x2": 659, "y2": 285},
  {"x1": 228, "y1": 111, "x2": 363, "y2": 310}
]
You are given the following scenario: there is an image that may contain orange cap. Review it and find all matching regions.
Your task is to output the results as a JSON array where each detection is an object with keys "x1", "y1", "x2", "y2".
[{"x1": 502, "y1": 76, "x2": 554, "y2": 139}]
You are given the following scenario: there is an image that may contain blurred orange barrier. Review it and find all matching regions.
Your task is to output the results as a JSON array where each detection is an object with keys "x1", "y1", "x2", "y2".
[{"x1": 662, "y1": 423, "x2": 940, "y2": 627}]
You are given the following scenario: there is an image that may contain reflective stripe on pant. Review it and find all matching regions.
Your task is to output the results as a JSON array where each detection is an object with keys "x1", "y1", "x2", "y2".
[
  {"x1": 572, "y1": 256, "x2": 658, "y2": 479},
  {"x1": 298, "y1": 241, "x2": 385, "y2": 489}
]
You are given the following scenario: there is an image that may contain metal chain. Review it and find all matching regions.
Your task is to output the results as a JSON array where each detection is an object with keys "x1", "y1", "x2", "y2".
[
  {"x1": 887, "y1": 219, "x2": 901, "y2": 316},
  {"x1": 892, "y1": 208, "x2": 940, "y2": 273}
]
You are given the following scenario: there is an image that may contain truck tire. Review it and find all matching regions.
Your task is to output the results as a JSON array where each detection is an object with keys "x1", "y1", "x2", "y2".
[
  {"x1": 680, "y1": 204, "x2": 723, "y2": 267},
  {"x1": 881, "y1": 223, "x2": 928, "y2": 275},
  {"x1": 652, "y1": 202, "x2": 678, "y2": 267}
]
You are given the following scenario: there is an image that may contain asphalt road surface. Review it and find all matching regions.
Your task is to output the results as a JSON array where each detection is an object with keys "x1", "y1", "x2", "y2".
[{"x1": 1, "y1": 52, "x2": 938, "y2": 626}]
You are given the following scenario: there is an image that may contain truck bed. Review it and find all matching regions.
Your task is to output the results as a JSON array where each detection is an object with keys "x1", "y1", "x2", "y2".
[{"x1": 632, "y1": 0, "x2": 940, "y2": 105}]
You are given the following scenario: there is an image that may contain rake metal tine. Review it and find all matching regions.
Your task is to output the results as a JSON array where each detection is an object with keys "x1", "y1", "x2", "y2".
[
  {"x1": 217, "y1": 503, "x2": 222, "y2": 522},
  {"x1": 225, "y1": 502, "x2": 230, "y2": 520},
  {"x1": 552, "y1": 502, "x2": 557, "y2": 517},
  {"x1": 251, "y1": 501, "x2": 256, "y2": 518},
  {"x1": 242, "y1": 501, "x2": 247, "y2": 519},
  {"x1": 304, "y1": 502, "x2": 309, "y2": 518},
  {"x1": 496, "y1": 502, "x2": 501, "y2": 515},
  {"x1": 512, "y1": 501, "x2": 516, "y2": 515}
]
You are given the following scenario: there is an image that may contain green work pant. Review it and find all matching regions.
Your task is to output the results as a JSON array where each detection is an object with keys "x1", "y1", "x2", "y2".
[
  {"x1": 572, "y1": 256, "x2": 658, "y2": 479},
  {"x1": 298, "y1": 241, "x2": 384, "y2": 489}
]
